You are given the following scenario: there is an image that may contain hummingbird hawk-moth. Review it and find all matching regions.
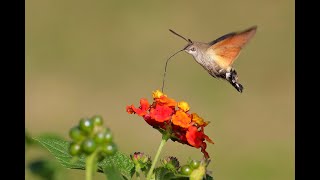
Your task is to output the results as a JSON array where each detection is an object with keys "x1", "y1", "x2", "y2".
[{"x1": 162, "y1": 26, "x2": 257, "y2": 93}]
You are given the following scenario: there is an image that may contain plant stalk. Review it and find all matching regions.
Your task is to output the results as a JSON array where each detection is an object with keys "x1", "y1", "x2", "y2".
[
  {"x1": 86, "y1": 151, "x2": 98, "y2": 180},
  {"x1": 146, "y1": 135, "x2": 169, "y2": 179}
]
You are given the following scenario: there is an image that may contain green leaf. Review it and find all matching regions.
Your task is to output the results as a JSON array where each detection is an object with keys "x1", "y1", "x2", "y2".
[
  {"x1": 98, "y1": 151, "x2": 135, "y2": 179},
  {"x1": 154, "y1": 167, "x2": 185, "y2": 180},
  {"x1": 153, "y1": 167, "x2": 213, "y2": 180},
  {"x1": 33, "y1": 135, "x2": 134, "y2": 179},
  {"x1": 26, "y1": 130, "x2": 37, "y2": 147},
  {"x1": 103, "y1": 166, "x2": 125, "y2": 180},
  {"x1": 33, "y1": 135, "x2": 86, "y2": 170},
  {"x1": 153, "y1": 166, "x2": 213, "y2": 180},
  {"x1": 28, "y1": 159, "x2": 61, "y2": 180}
]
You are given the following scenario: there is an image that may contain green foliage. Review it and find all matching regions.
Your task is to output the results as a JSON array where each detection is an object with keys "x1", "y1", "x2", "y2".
[
  {"x1": 103, "y1": 166, "x2": 126, "y2": 180},
  {"x1": 30, "y1": 132, "x2": 214, "y2": 180},
  {"x1": 28, "y1": 159, "x2": 61, "y2": 180},
  {"x1": 154, "y1": 167, "x2": 177, "y2": 180},
  {"x1": 154, "y1": 167, "x2": 213, "y2": 180},
  {"x1": 34, "y1": 135, "x2": 86, "y2": 170},
  {"x1": 34, "y1": 135, "x2": 135, "y2": 179},
  {"x1": 152, "y1": 161, "x2": 214, "y2": 180},
  {"x1": 25, "y1": 130, "x2": 37, "y2": 147},
  {"x1": 27, "y1": 132, "x2": 64, "y2": 180},
  {"x1": 99, "y1": 151, "x2": 135, "y2": 179}
]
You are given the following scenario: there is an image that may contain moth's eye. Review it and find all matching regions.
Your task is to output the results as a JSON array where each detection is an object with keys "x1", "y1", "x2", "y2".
[{"x1": 190, "y1": 47, "x2": 196, "y2": 52}]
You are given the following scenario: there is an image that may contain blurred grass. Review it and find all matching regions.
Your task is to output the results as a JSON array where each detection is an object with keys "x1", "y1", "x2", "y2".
[{"x1": 26, "y1": 0, "x2": 294, "y2": 179}]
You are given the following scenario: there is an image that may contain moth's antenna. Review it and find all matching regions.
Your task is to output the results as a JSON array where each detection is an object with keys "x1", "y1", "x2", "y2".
[
  {"x1": 161, "y1": 49, "x2": 184, "y2": 93},
  {"x1": 169, "y1": 29, "x2": 193, "y2": 43}
]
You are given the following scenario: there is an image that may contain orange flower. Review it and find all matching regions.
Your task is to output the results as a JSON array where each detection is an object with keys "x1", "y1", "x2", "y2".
[
  {"x1": 150, "y1": 105, "x2": 174, "y2": 122},
  {"x1": 172, "y1": 110, "x2": 191, "y2": 128},
  {"x1": 126, "y1": 90, "x2": 214, "y2": 159},
  {"x1": 155, "y1": 95, "x2": 177, "y2": 107}
]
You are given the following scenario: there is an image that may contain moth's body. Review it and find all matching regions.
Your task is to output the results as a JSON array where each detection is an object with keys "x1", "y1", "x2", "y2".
[
  {"x1": 169, "y1": 26, "x2": 257, "y2": 93},
  {"x1": 185, "y1": 41, "x2": 225, "y2": 78}
]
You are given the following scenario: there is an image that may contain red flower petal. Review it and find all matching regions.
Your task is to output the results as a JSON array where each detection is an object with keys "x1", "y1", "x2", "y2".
[
  {"x1": 186, "y1": 126, "x2": 213, "y2": 159},
  {"x1": 143, "y1": 114, "x2": 166, "y2": 130},
  {"x1": 150, "y1": 104, "x2": 173, "y2": 122},
  {"x1": 200, "y1": 142, "x2": 210, "y2": 159},
  {"x1": 171, "y1": 127, "x2": 188, "y2": 143},
  {"x1": 140, "y1": 98, "x2": 150, "y2": 110},
  {"x1": 130, "y1": 98, "x2": 150, "y2": 116},
  {"x1": 200, "y1": 126, "x2": 214, "y2": 144},
  {"x1": 186, "y1": 126, "x2": 203, "y2": 148},
  {"x1": 126, "y1": 105, "x2": 135, "y2": 114}
]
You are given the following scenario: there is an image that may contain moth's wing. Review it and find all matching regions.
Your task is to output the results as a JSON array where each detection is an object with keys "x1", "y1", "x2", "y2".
[{"x1": 206, "y1": 26, "x2": 257, "y2": 69}]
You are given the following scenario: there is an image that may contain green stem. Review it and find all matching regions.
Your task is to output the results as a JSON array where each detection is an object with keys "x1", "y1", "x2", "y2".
[
  {"x1": 135, "y1": 166, "x2": 141, "y2": 180},
  {"x1": 136, "y1": 173, "x2": 141, "y2": 180},
  {"x1": 86, "y1": 151, "x2": 98, "y2": 180},
  {"x1": 146, "y1": 135, "x2": 169, "y2": 180}
]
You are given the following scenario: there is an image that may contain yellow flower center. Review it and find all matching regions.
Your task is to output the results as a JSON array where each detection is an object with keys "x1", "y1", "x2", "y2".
[
  {"x1": 152, "y1": 90, "x2": 165, "y2": 99},
  {"x1": 178, "y1": 101, "x2": 190, "y2": 112}
]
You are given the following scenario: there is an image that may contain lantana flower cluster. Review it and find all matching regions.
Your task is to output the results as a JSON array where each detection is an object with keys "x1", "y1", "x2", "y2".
[{"x1": 126, "y1": 90, "x2": 214, "y2": 158}]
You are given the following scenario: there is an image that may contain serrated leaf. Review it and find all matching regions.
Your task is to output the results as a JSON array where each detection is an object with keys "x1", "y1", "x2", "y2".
[
  {"x1": 103, "y1": 166, "x2": 125, "y2": 180},
  {"x1": 33, "y1": 135, "x2": 86, "y2": 170},
  {"x1": 26, "y1": 131, "x2": 36, "y2": 146},
  {"x1": 28, "y1": 159, "x2": 61, "y2": 180},
  {"x1": 98, "y1": 151, "x2": 134, "y2": 179},
  {"x1": 154, "y1": 167, "x2": 183, "y2": 180},
  {"x1": 33, "y1": 135, "x2": 134, "y2": 179}
]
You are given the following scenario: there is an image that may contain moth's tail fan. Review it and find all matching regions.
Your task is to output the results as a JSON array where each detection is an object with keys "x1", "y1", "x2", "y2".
[{"x1": 226, "y1": 69, "x2": 244, "y2": 93}]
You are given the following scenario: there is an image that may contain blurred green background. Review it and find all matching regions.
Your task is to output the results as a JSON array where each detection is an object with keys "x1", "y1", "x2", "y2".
[{"x1": 26, "y1": 0, "x2": 294, "y2": 179}]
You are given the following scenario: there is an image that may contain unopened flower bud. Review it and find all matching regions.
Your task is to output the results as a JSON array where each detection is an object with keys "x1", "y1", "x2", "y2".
[
  {"x1": 130, "y1": 152, "x2": 152, "y2": 171},
  {"x1": 161, "y1": 156, "x2": 180, "y2": 171}
]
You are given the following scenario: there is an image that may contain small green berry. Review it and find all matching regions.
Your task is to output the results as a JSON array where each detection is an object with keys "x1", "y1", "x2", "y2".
[
  {"x1": 81, "y1": 138, "x2": 96, "y2": 154},
  {"x1": 94, "y1": 132, "x2": 105, "y2": 144},
  {"x1": 189, "y1": 160, "x2": 200, "y2": 169},
  {"x1": 102, "y1": 143, "x2": 117, "y2": 156},
  {"x1": 79, "y1": 118, "x2": 94, "y2": 134},
  {"x1": 69, "y1": 126, "x2": 83, "y2": 142},
  {"x1": 180, "y1": 165, "x2": 192, "y2": 175},
  {"x1": 91, "y1": 115, "x2": 103, "y2": 126},
  {"x1": 69, "y1": 142, "x2": 81, "y2": 156},
  {"x1": 103, "y1": 131, "x2": 113, "y2": 143}
]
